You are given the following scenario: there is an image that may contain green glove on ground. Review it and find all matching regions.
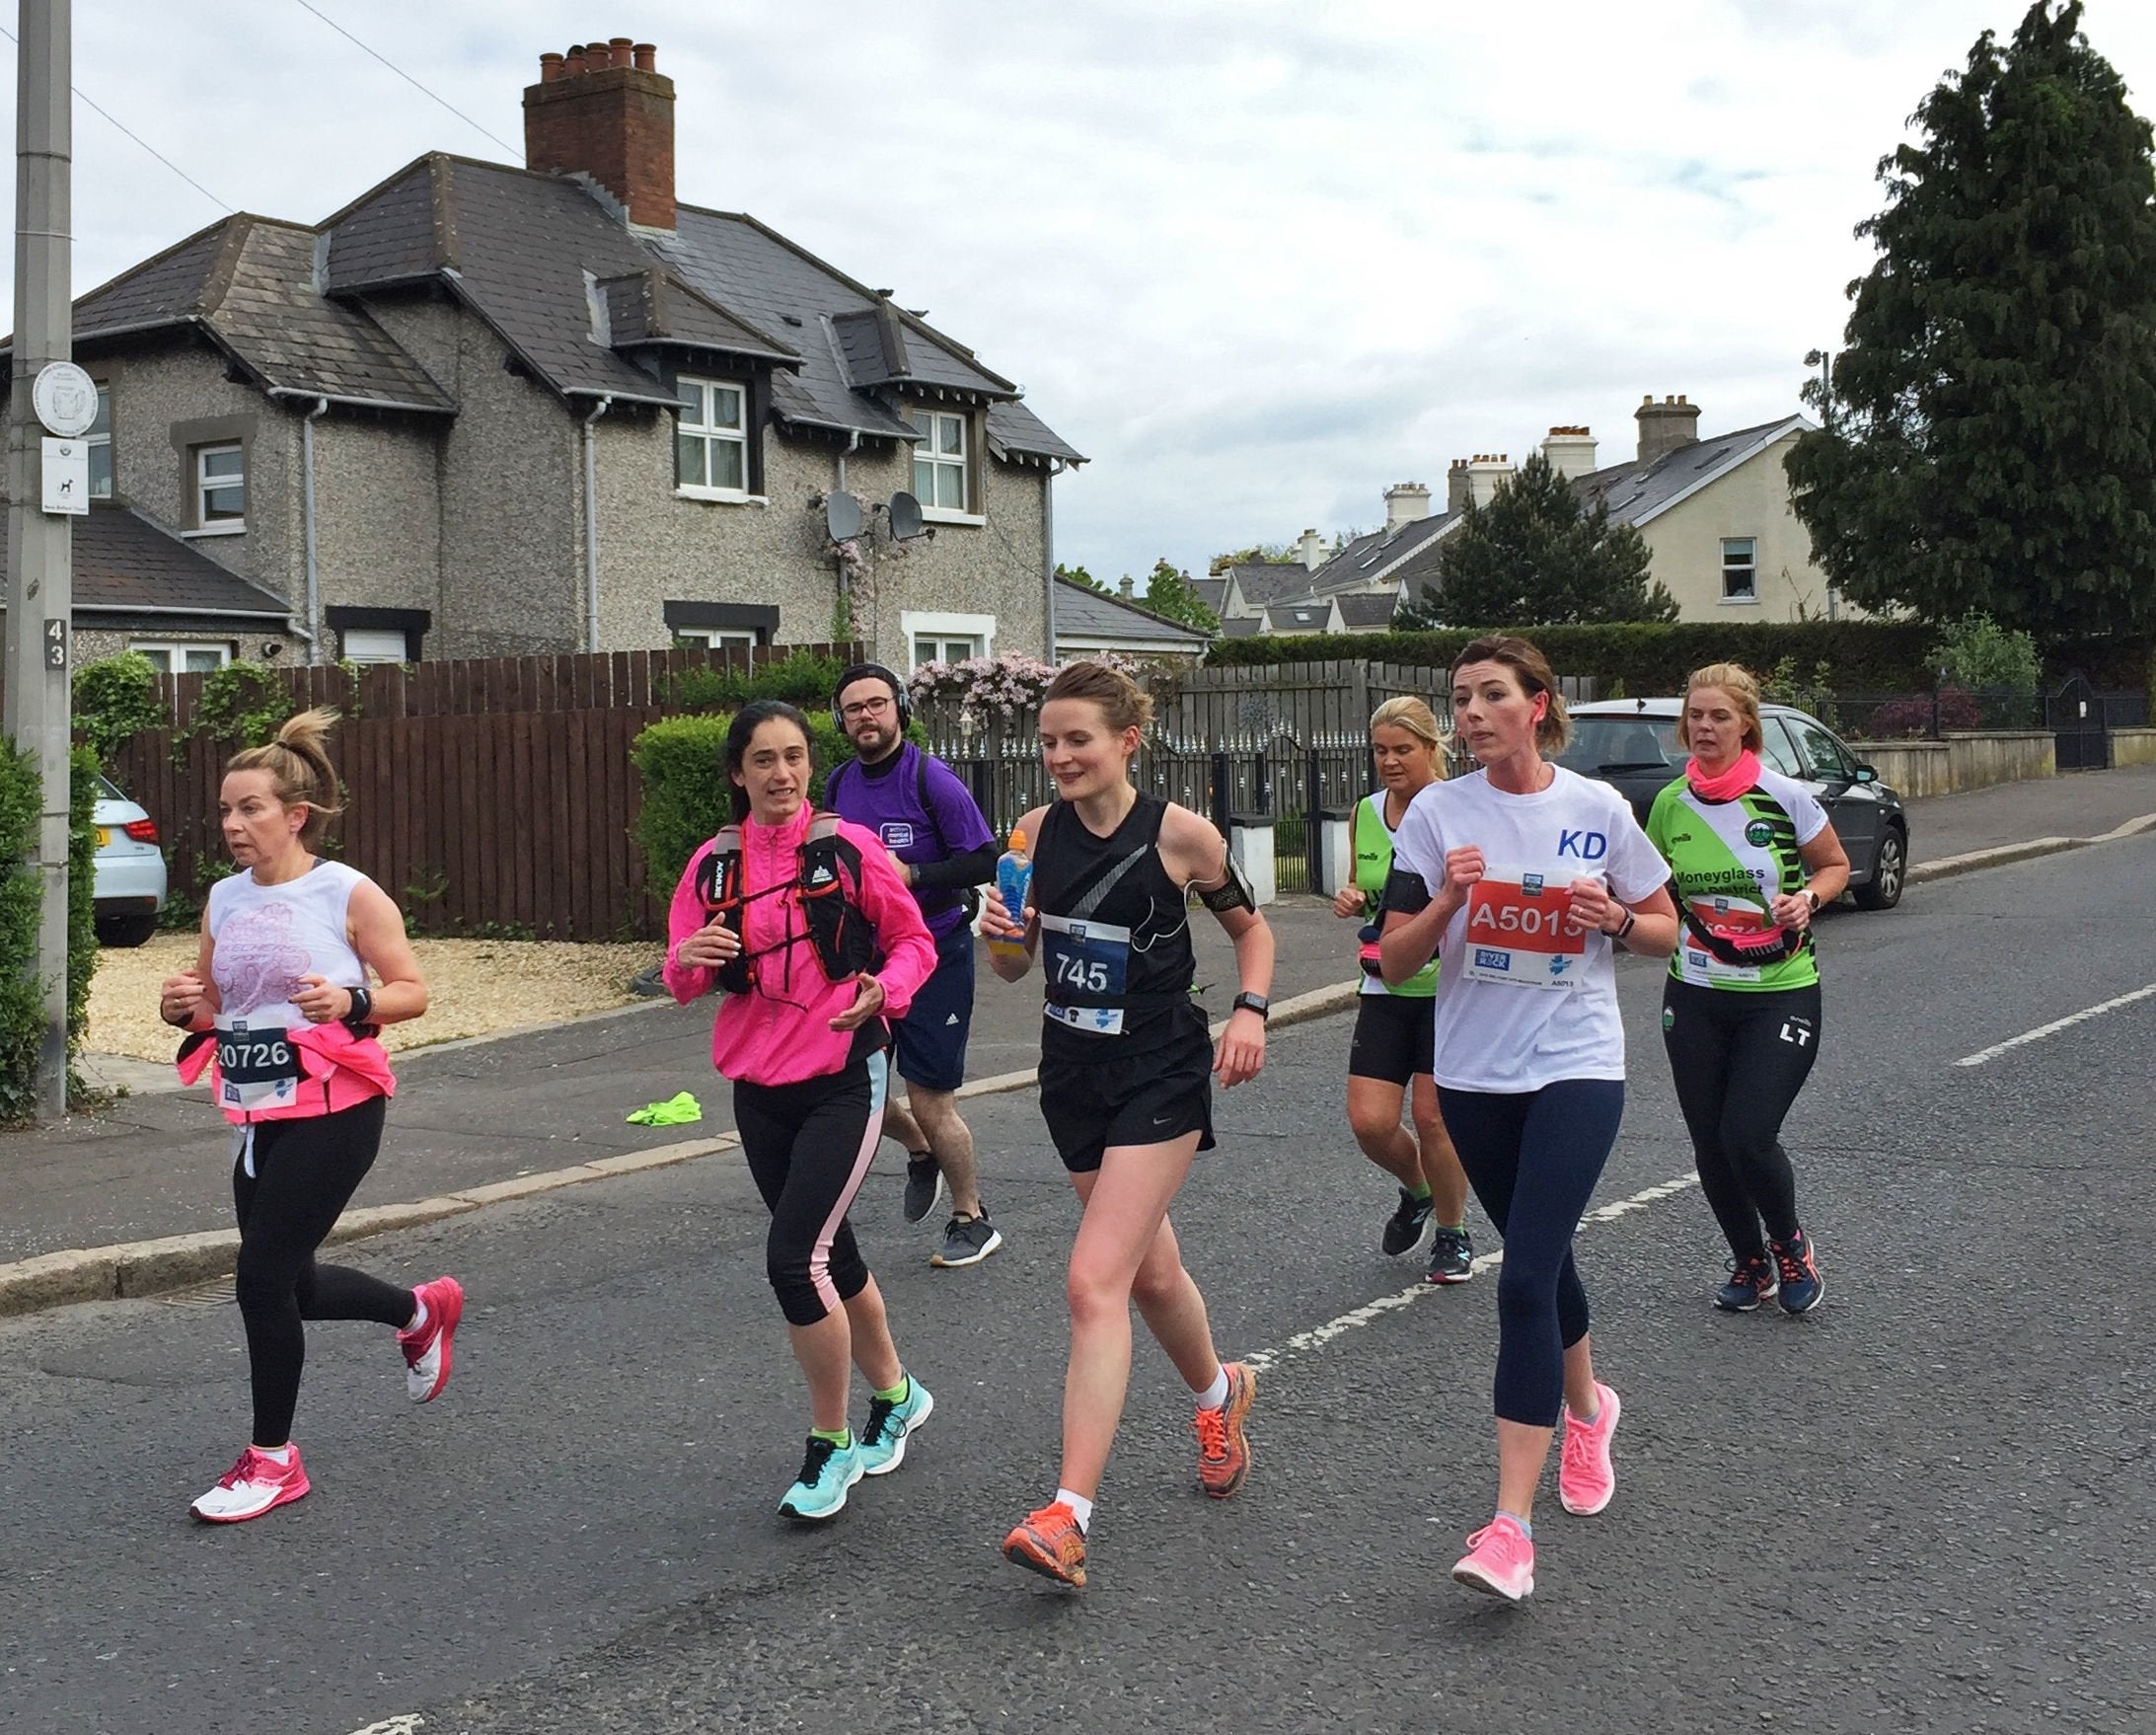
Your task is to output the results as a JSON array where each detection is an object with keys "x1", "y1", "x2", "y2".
[{"x1": 626, "y1": 1091, "x2": 703, "y2": 1126}]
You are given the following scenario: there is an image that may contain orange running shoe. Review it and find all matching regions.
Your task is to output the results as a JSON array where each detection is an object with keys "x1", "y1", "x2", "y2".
[
  {"x1": 1195, "y1": 1360, "x2": 1257, "y2": 1498},
  {"x1": 1003, "y1": 1501, "x2": 1087, "y2": 1588}
]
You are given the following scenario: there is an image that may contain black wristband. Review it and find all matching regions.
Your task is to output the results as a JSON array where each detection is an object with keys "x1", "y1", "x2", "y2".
[
  {"x1": 1607, "y1": 909, "x2": 1636, "y2": 942},
  {"x1": 342, "y1": 985, "x2": 375, "y2": 1029}
]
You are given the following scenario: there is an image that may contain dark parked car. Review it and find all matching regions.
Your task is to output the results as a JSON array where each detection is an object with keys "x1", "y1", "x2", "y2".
[{"x1": 1558, "y1": 699, "x2": 1908, "y2": 910}]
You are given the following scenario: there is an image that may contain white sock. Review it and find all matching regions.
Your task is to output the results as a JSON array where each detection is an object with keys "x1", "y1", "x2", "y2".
[
  {"x1": 255, "y1": 1442, "x2": 293, "y2": 1465},
  {"x1": 1055, "y1": 1487, "x2": 1093, "y2": 1533},
  {"x1": 405, "y1": 1296, "x2": 428, "y2": 1334},
  {"x1": 1194, "y1": 1366, "x2": 1230, "y2": 1411}
]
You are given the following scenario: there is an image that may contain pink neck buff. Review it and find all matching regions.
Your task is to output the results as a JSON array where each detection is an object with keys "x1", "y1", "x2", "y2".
[{"x1": 1685, "y1": 747, "x2": 1760, "y2": 802}]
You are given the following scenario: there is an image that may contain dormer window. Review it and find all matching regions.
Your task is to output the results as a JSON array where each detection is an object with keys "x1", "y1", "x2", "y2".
[
  {"x1": 87, "y1": 387, "x2": 112, "y2": 498},
  {"x1": 910, "y1": 408, "x2": 974, "y2": 517},
  {"x1": 676, "y1": 376, "x2": 753, "y2": 500}
]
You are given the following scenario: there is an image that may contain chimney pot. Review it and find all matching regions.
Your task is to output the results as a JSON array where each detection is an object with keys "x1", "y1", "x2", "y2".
[
  {"x1": 563, "y1": 45, "x2": 588, "y2": 75},
  {"x1": 608, "y1": 36, "x2": 633, "y2": 67},
  {"x1": 540, "y1": 51, "x2": 564, "y2": 82},
  {"x1": 632, "y1": 41, "x2": 656, "y2": 71}
]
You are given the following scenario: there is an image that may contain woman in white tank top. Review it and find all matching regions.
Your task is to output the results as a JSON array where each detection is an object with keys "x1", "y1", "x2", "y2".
[{"x1": 157, "y1": 708, "x2": 462, "y2": 1525}]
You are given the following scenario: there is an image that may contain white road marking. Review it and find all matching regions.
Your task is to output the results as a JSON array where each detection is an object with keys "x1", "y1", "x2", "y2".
[
  {"x1": 344, "y1": 1717, "x2": 422, "y2": 1735},
  {"x1": 1240, "y1": 1172, "x2": 1698, "y2": 1375},
  {"x1": 1952, "y1": 983, "x2": 2156, "y2": 1068}
]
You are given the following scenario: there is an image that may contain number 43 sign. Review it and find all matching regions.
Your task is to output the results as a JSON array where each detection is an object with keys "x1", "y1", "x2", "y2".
[{"x1": 43, "y1": 619, "x2": 67, "y2": 671}]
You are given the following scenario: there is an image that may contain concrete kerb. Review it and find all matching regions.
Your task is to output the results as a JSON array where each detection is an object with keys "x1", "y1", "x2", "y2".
[
  {"x1": 1907, "y1": 811, "x2": 2156, "y2": 885},
  {"x1": 1, "y1": 980, "x2": 1368, "y2": 1320}
]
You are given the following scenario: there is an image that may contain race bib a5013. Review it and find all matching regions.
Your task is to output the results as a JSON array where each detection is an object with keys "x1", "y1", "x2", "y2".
[{"x1": 1460, "y1": 869, "x2": 1585, "y2": 990}]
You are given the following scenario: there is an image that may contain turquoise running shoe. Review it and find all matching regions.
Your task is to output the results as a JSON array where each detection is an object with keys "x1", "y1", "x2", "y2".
[
  {"x1": 857, "y1": 1378, "x2": 935, "y2": 1476},
  {"x1": 779, "y1": 1435, "x2": 861, "y2": 1523}
]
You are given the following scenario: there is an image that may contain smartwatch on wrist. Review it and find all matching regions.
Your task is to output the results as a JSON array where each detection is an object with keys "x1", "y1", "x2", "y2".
[
  {"x1": 1606, "y1": 909, "x2": 1637, "y2": 942},
  {"x1": 341, "y1": 985, "x2": 376, "y2": 1030},
  {"x1": 1230, "y1": 991, "x2": 1270, "y2": 1023},
  {"x1": 1803, "y1": 888, "x2": 1821, "y2": 915}
]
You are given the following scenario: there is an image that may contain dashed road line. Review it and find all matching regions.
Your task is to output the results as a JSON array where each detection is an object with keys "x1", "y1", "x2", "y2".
[
  {"x1": 1241, "y1": 1172, "x2": 1698, "y2": 1375},
  {"x1": 1953, "y1": 982, "x2": 2156, "y2": 1068}
]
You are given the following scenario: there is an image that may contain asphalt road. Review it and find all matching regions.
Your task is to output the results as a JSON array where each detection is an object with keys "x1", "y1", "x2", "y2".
[{"x1": 4, "y1": 836, "x2": 2153, "y2": 1735}]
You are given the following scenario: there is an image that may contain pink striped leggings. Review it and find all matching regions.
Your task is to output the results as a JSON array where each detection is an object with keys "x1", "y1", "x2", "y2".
[{"x1": 733, "y1": 1048, "x2": 889, "y2": 1325}]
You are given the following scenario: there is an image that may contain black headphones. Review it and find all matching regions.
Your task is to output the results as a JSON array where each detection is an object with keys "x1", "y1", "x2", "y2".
[{"x1": 832, "y1": 662, "x2": 912, "y2": 732}]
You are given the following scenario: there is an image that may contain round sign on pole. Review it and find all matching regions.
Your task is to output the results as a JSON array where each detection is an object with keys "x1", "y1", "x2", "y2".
[{"x1": 32, "y1": 361, "x2": 99, "y2": 438}]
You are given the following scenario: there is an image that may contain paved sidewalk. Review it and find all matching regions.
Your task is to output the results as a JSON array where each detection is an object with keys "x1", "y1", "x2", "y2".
[{"x1": 5, "y1": 764, "x2": 2151, "y2": 1304}]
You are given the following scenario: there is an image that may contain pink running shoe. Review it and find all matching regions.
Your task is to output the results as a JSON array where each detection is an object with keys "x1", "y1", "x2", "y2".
[
  {"x1": 1451, "y1": 1515, "x2": 1534, "y2": 1601},
  {"x1": 190, "y1": 1444, "x2": 310, "y2": 1524},
  {"x1": 399, "y1": 1276, "x2": 465, "y2": 1403},
  {"x1": 1557, "y1": 1381, "x2": 1621, "y2": 1516}
]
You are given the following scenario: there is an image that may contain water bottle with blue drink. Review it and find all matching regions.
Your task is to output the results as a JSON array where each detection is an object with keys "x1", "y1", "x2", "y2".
[{"x1": 990, "y1": 828, "x2": 1033, "y2": 964}]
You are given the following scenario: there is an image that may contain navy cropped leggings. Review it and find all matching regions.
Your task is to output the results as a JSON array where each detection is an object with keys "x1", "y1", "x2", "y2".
[{"x1": 1436, "y1": 1079, "x2": 1625, "y2": 1428}]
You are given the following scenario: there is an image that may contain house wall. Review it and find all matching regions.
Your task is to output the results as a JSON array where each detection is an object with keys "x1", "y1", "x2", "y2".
[
  {"x1": 72, "y1": 627, "x2": 294, "y2": 665},
  {"x1": 310, "y1": 413, "x2": 445, "y2": 625},
  {"x1": 1640, "y1": 432, "x2": 1836, "y2": 623}
]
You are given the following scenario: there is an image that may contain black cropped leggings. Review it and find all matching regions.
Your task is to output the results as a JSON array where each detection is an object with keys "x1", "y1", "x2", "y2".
[
  {"x1": 232, "y1": 1096, "x2": 415, "y2": 1446},
  {"x1": 1660, "y1": 977, "x2": 1821, "y2": 1259}
]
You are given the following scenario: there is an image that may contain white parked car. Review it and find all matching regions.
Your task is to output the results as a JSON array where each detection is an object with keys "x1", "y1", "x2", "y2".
[{"x1": 93, "y1": 774, "x2": 167, "y2": 946}]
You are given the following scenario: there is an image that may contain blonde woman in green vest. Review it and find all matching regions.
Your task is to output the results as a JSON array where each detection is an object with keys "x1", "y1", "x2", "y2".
[{"x1": 1331, "y1": 696, "x2": 1474, "y2": 1281}]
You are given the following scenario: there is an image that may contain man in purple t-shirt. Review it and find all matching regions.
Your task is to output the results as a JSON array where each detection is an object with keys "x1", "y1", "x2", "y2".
[{"x1": 828, "y1": 664, "x2": 1004, "y2": 1269}]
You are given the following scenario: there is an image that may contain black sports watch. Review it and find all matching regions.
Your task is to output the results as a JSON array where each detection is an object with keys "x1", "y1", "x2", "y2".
[
  {"x1": 1802, "y1": 888, "x2": 1821, "y2": 915},
  {"x1": 342, "y1": 985, "x2": 376, "y2": 1030},
  {"x1": 1230, "y1": 991, "x2": 1270, "y2": 1022}
]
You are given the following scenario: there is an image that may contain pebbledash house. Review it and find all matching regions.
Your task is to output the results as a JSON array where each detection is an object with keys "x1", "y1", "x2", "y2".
[{"x1": 3, "y1": 38, "x2": 1082, "y2": 676}]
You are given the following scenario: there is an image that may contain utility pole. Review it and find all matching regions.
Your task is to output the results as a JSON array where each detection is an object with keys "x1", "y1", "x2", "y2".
[{"x1": 5, "y1": 0, "x2": 76, "y2": 1119}]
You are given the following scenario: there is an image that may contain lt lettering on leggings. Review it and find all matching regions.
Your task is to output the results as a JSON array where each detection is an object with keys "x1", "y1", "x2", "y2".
[{"x1": 1779, "y1": 1017, "x2": 1815, "y2": 1048}]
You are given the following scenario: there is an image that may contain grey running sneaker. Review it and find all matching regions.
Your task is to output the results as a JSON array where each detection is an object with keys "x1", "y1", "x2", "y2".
[
  {"x1": 930, "y1": 1211, "x2": 1004, "y2": 1268},
  {"x1": 1427, "y1": 1223, "x2": 1474, "y2": 1285},
  {"x1": 1381, "y1": 1188, "x2": 1435, "y2": 1256},
  {"x1": 902, "y1": 1156, "x2": 945, "y2": 1225}
]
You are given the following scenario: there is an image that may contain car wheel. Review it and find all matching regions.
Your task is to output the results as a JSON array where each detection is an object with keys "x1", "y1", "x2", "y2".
[
  {"x1": 97, "y1": 913, "x2": 160, "y2": 948},
  {"x1": 1853, "y1": 826, "x2": 1905, "y2": 911}
]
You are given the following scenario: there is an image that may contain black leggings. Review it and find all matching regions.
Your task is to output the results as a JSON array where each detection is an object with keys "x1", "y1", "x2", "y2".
[
  {"x1": 1660, "y1": 978, "x2": 1821, "y2": 1258},
  {"x1": 1437, "y1": 1079, "x2": 1625, "y2": 1428},
  {"x1": 232, "y1": 1096, "x2": 414, "y2": 1446},
  {"x1": 733, "y1": 1050, "x2": 889, "y2": 1327}
]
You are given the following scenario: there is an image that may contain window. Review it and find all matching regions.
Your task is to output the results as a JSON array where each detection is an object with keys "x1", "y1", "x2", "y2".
[
  {"x1": 340, "y1": 628, "x2": 409, "y2": 664},
  {"x1": 910, "y1": 408, "x2": 972, "y2": 514},
  {"x1": 675, "y1": 376, "x2": 750, "y2": 496},
  {"x1": 87, "y1": 387, "x2": 112, "y2": 499},
  {"x1": 1782, "y1": 716, "x2": 1854, "y2": 784},
  {"x1": 1721, "y1": 537, "x2": 1757, "y2": 603},
  {"x1": 130, "y1": 641, "x2": 231, "y2": 674},
  {"x1": 901, "y1": 610, "x2": 994, "y2": 668},
  {"x1": 1759, "y1": 718, "x2": 1805, "y2": 780},
  {"x1": 674, "y1": 628, "x2": 758, "y2": 652},
  {"x1": 914, "y1": 635, "x2": 981, "y2": 666},
  {"x1": 195, "y1": 443, "x2": 245, "y2": 526}
]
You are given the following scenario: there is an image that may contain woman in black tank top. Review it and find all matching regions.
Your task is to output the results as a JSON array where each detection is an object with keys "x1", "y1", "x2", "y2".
[{"x1": 980, "y1": 661, "x2": 1276, "y2": 1591}]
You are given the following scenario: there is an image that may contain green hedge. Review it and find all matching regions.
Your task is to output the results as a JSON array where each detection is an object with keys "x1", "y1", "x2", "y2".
[
  {"x1": 2, "y1": 746, "x2": 101, "y2": 1122},
  {"x1": 632, "y1": 711, "x2": 872, "y2": 899},
  {"x1": 1205, "y1": 621, "x2": 2156, "y2": 701}
]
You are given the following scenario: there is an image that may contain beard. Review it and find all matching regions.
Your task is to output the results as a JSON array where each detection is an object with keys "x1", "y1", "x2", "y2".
[{"x1": 851, "y1": 721, "x2": 900, "y2": 760}]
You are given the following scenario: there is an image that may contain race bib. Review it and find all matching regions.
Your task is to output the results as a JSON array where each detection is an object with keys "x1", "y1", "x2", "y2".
[
  {"x1": 1460, "y1": 869, "x2": 1586, "y2": 990},
  {"x1": 1040, "y1": 913, "x2": 1130, "y2": 1034},
  {"x1": 216, "y1": 1020, "x2": 302, "y2": 1111},
  {"x1": 1682, "y1": 895, "x2": 1769, "y2": 984}
]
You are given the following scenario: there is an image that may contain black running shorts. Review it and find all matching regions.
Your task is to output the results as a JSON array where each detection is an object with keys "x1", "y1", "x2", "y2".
[
  {"x1": 1347, "y1": 993, "x2": 1436, "y2": 1088},
  {"x1": 1038, "y1": 1010, "x2": 1216, "y2": 1174}
]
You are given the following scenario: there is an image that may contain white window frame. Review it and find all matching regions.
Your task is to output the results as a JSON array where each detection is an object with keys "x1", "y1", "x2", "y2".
[
  {"x1": 339, "y1": 627, "x2": 410, "y2": 665},
  {"x1": 1720, "y1": 536, "x2": 1758, "y2": 604},
  {"x1": 910, "y1": 408, "x2": 983, "y2": 525},
  {"x1": 674, "y1": 375, "x2": 756, "y2": 502},
  {"x1": 129, "y1": 641, "x2": 233, "y2": 675},
  {"x1": 187, "y1": 441, "x2": 247, "y2": 534},
  {"x1": 674, "y1": 627, "x2": 760, "y2": 652},
  {"x1": 87, "y1": 386, "x2": 112, "y2": 499},
  {"x1": 900, "y1": 609, "x2": 996, "y2": 670}
]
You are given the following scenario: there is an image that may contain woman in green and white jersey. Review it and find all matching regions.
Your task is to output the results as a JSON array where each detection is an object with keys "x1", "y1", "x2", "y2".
[
  {"x1": 1646, "y1": 664, "x2": 1849, "y2": 1318},
  {"x1": 1330, "y1": 698, "x2": 1472, "y2": 1281}
]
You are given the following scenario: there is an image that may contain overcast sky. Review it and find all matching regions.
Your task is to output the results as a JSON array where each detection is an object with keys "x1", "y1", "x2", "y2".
[{"x1": 9, "y1": 1, "x2": 2155, "y2": 592}]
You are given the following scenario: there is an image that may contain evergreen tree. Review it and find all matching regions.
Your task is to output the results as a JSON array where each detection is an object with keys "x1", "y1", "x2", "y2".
[
  {"x1": 1140, "y1": 558, "x2": 1222, "y2": 632},
  {"x1": 1055, "y1": 562, "x2": 1110, "y2": 594},
  {"x1": 1410, "y1": 454, "x2": 1675, "y2": 627},
  {"x1": 1786, "y1": 0, "x2": 2156, "y2": 638}
]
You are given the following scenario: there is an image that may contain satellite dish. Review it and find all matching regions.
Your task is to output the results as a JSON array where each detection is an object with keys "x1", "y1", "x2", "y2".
[
  {"x1": 825, "y1": 491, "x2": 862, "y2": 542},
  {"x1": 888, "y1": 490, "x2": 926, "y2": 541}
]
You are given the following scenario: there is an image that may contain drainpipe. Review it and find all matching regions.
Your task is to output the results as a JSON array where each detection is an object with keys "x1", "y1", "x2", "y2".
[
  {"x1": 299, "y1": 397, "x2": 329, "y2": 663},
  {"x1": 580, "y1": 395, "x2": 614, "y2": 653},
  {"x1": 835, "y1": 429, "x2": 861, "y2": 648},
  {"x1": 1042, "y1": 458, "x2": 1066, "y2": 663}
]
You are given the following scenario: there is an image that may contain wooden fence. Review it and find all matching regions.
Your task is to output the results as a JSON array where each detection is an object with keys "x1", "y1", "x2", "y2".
[{"x1": 106, "y1": 644, "x2": 856, "y2": 943}]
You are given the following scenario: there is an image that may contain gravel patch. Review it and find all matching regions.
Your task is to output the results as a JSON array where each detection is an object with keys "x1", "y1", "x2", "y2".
[{"x1": 88, "y1": 933, "x2": 657, "y2": 1063}]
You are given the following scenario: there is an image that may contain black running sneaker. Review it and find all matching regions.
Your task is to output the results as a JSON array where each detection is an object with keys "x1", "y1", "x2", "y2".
[
  {"x1": 1427, "y1": 1223, "x2": 1474, "y2": 1284},
  {"x1": 1714, "y1": 1250, "x2": 1779, "y2": 1313},
  {"x1": 1381, "y1": 1189, "x2": 1434, "y2": 1256},
  {"x1": 930, "y1": 1211, "x2": 1004, "y2": 1268},
  {"x1": 902, "y1": 1156, "x2": 945, "y2": 1225}
]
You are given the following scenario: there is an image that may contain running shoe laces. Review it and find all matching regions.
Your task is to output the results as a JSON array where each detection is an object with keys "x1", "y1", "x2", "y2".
[
  {"x1": 795, "y1": 1435, "x2": 842, "y2": 1486},
  {"x1": 1195, "y1": 1404, "x2": 1228, "y2": 1463},
  {"x1": 1774, "y1": 1238, "x2": 1814, "y2": 1288},
  {"x1": 861, "y1": 1396, "x2": 900, "y2": 1450}
]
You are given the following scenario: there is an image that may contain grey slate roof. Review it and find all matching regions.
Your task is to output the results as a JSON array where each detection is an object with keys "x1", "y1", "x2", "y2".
[
  {"x1": 53, "y1": 215, "x2": 454, "y2": 411},
  {"x1": 54, "y1": 504, "x2": 293, "y2": 619},
  {"x1": 1336, "y1": 592, "x2": 1400, "y2": 629},
  {"x1": 1226, "y1": 560, "x2": 1322, "y2": 608},
  {"x1": 55, "y1": 151, "x2": 1081, "y2": 463},
  {"x1": 1575, "y1": 417, "x2": 1808, "y2": 525},
  {"x1": 1191, "y1": 575, "x2": 1228, "y2": 613},
  {"x1": 1052, "y1": 576, "x2": 1211, "y2": 645},
  {"x1": 1220, "y1": 615, "x2": 1265, "y2": 638}
]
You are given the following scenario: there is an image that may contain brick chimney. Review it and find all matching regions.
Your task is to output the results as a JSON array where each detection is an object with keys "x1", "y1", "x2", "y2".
[
  {"x1": 1635, "y1": 394, "x2": 1700, "y2": 467},
  {"x1": 1447, "y1": 458, "x2": 1471, "y2": 514},
  {"x1": 1383, "y1": 482, "x2": 1432, "y2": 531},
  {"x1": 524, "y1": 39, "x2": 675, "y2": 229}
]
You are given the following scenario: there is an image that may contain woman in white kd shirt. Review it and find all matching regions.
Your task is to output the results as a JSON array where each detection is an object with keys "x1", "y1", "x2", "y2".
[{"x1": 1380, "y1": 636, "x2": 1677, "y2": 1604}]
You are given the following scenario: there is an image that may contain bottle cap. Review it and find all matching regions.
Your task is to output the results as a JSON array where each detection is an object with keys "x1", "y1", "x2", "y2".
[{"x1": 1008, "y1": 828, "x2": 1027, "y2": 851}]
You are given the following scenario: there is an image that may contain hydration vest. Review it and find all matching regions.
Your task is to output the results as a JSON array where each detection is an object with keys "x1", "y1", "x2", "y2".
[{"x1": 693, "y1": 813, "x2": 883, "y2": 995}]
